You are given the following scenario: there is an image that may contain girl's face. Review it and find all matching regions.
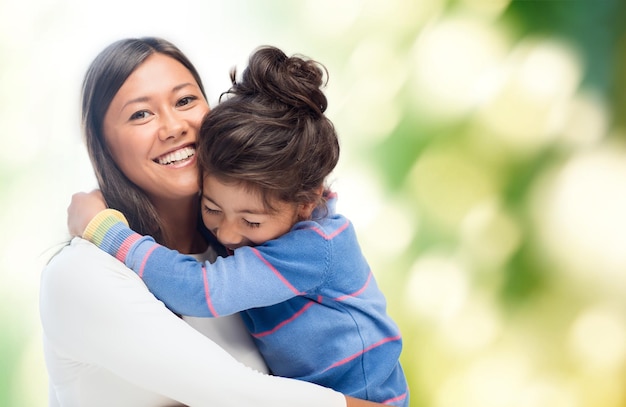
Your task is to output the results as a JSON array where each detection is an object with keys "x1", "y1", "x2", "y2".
[
  {"x1": 200, "y1": 175, "x2": 315, "y2": 251},
  {"x1": 103, "y1": 53, "x2": 209, "y2": 203}
]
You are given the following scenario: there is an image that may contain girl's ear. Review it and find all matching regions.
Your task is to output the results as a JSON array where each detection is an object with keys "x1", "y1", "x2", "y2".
[
  {"x1": 297, "y1": 185, "x2": 324, "y2": 220},
  {"x1": 297, "y1": 201, "x2": 317, "y2": 220}
]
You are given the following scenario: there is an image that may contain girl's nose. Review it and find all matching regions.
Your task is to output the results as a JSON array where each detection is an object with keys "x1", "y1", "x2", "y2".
[{"x1": 215, "y1": 222, "x2": 243, "y2": 248}]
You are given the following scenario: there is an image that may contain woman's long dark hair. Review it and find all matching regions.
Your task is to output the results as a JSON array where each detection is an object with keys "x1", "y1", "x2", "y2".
[
  {"x1": 81, "y1": 37, "x2": 207, "y2": 245},
  {"x1": 197, "y1": 46, "x2": 339, "y2": 214}
]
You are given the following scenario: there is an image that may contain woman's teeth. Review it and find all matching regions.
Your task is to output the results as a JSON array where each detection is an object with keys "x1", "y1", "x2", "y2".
[{"x1": 157, "y1": 146, "x2": 195, "y2": 165}]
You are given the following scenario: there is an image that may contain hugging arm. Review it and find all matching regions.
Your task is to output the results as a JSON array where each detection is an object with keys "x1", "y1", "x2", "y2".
[
  {"x1": 82, "y1": 209, "x2": 330, "y2": 317},
  {"x1": 40, "y1": 239, "x2": 346, "y2": 407}
]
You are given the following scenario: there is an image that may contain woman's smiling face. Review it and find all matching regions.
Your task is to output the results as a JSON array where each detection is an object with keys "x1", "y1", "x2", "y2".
[{"x1": 103, "y1": 53, "x2": 210, "y2": 203}]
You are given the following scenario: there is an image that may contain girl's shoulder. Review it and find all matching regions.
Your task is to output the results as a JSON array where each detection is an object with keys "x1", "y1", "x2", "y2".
[{"x1": 293, "y1": 212, "x2": 354, "y2": 242}]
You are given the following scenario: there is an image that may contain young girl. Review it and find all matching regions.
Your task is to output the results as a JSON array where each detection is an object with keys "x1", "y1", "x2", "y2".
[{"x1": 68, "y1": 46, "x2": 409, "y2": 406}]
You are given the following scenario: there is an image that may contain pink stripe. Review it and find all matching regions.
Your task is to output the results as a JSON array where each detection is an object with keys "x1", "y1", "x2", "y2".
[
  {"x1": 201, "y1": 266, "x2": 219, "y2": 317},
  {"x1": 322, "y1": 335, "x2": 402, "y2": 373},
  {"x1": 251, "y1": 247, "x2": 303, "y2": 295},
  {"x1": 334, "y1": 271, "x2": 372, "y2": 302},
  {"x1": 310, "y1": 219, "x2": 350, "y2": 240},
  {"x1": 138, "y1": 244, "x2": 159, "y2": 278},
  {"x1": 115, "y1": 234, "x2": 142, "y2": 262},
  {"x1": 382, "y1": 392, "x2": 407, "y2": 405},
  {"x1": 252, "y1": 301, "x2": 315, "y2": 338}
]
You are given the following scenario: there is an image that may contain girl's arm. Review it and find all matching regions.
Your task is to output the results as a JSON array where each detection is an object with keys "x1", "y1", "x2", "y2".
[{"x1": 71, "y1": 201, "x2": 329, "y2": 317}]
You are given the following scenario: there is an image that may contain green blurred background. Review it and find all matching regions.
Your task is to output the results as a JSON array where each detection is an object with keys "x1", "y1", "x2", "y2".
[{"x1": 2, "y1": 0, "x2": 626, "y2": 406}]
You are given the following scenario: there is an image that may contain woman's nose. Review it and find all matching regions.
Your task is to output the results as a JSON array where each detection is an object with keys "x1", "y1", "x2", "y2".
[{"x1": 158, "y1": 109, "x2": 186, "y2": 141}]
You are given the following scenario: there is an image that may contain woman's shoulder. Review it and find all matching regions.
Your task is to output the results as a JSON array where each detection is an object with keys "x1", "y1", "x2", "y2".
[
  {"x1": 40, "y1": 237, "x2": 145, "y2": 308},
  {"x1": 43, "y1": 237, "x2": 139, "y2": 281},
  {"x1": 39, "y1": 237, "x2": 154, "y2": 352}
]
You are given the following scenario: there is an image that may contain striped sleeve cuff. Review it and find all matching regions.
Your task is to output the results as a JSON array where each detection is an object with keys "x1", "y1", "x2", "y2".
[{"x1": 83, "y1": 209, "x2": 129, "y2": 245}]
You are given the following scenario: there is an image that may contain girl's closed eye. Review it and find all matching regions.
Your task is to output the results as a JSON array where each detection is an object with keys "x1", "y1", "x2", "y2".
[
  {"x1": 203, "y1": 206, "x2": 221, "y2": 215},
  {"x1": 243, "y1": 219, "x2": 261, "y2": 228}
]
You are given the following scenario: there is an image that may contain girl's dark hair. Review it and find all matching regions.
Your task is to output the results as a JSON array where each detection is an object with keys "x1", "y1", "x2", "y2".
[
  {"x1": 81, "y1": 37, "x2": 206, "y2": 245},
  {"x1": 197, "y1": 46, "x2": 339, "y2": 214}
]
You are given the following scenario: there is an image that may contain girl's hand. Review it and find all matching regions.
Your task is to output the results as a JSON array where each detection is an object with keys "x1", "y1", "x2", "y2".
[{"x1": 67, "y1": 190, "x2": 108, "y2": 237}]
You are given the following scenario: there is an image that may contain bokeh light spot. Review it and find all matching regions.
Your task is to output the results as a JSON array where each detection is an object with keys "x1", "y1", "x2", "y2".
[
  {"x1": 405, "y1": 253, "x2": 469, "y2": 321},
  {"x1": 533, "y1": 146, "x2": 626, "y2": 292},
  {"x1": 568, "y1": 305, "x2": 626, "y2": 372},
  {"x1": 477, "y1": 38, "x2": 582, "y2": 153},
  {"x1": 411, "y1": 14, "x2": 508, "y2": 120}
]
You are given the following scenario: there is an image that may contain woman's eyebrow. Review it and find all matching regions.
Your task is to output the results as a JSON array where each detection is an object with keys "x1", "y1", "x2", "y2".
[
  {"x1": 120, "y1": 83, "x2": 197, "y2": 112},
  {"x1": 172, "y1": 82, "x2": 195, "y2": 92},
  {"x1": 121, "y1": 96, "x2": 150, "y2": 112}
]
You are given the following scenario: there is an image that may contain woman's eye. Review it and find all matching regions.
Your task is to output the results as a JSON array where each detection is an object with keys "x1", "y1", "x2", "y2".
[
  {"x1": 244, "y1": 219, "x2": 261, "y2": 229},
  {"x1": 129, "y1": 110, "x2": 151, "y2": 121},
  {"x1": 177, "y1": 96, "x2": 197, "y2": 107}
]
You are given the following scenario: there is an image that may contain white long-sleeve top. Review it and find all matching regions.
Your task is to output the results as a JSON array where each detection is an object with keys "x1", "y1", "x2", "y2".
[{"x1": 40, "y1": 237, "x2": 345, "y2": 407}]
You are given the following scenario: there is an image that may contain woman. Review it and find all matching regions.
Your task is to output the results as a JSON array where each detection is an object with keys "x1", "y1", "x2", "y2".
[{"x1": 39, "y1": 37, "x2": 386, "y2": 407}]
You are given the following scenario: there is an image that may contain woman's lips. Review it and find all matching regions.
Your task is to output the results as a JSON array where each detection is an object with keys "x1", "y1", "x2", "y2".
[{"x1": 155, "y1": 146, "x2": 196, "y2": 165}]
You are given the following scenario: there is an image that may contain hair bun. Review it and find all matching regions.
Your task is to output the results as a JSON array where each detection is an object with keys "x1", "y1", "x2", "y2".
[{"x1": 231, "y1": 46, "x2": 328, "y2": 118}]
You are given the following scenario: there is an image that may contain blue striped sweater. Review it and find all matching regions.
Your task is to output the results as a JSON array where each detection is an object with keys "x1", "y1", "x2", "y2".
[{"x1": 84, "y1": 197, "x2": 409, "y2": 406}]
